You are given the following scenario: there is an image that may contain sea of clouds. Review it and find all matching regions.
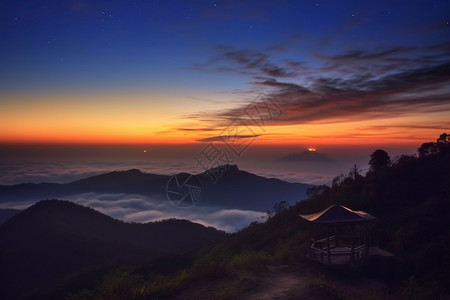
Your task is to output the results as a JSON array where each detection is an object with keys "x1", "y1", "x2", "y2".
[
  {"x1": 1, "y1": 143, "x2": 414, "y2": 231},
  {"x1": 0, "y1": 192, "x2": 265, "y2": 232}
]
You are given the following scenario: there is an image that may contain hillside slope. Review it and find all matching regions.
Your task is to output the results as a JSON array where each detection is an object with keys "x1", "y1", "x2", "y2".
[{"x1": 0, "y1": 200, "x2": 225, "y2": 298}]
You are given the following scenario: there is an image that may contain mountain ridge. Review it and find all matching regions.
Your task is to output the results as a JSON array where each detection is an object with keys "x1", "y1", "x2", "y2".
[{"x1": 0, "y1": 165, "x2": 313, "y2": 211}]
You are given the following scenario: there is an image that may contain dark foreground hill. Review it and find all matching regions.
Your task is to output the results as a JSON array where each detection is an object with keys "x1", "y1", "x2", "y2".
[
  {"x1": 57, "y1": 134, "x2": 450, "y2": 299},
  {"x1": 0, "y1": 208, "x2": 20, "y2": 225},
  {"x1": 0, "y1": 165, "x2": 312, "y2": 211},
  {"x1": 195, "y1": 133, "x2": 450, "y2": 298},
  {"x1": 0, "y1": 200, "x2": 225, "y2": 299}
]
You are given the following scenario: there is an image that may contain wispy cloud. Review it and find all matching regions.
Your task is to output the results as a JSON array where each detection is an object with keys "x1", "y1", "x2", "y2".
[
  {"x1": 190, "y1": 44, "x2": 450, "y2": 129},
  {"x1": 79, "y1": 193, "x2": 265, "y2": 232},
  {"x1": 191, "y1": 46, "x2": 300, "y2": 78},
  {"x1": 197, "y1": 134, "x2": 260, "y2": 143},
  {"x1": 0, "y1": 160, "x2": 193, "y2": 185}
]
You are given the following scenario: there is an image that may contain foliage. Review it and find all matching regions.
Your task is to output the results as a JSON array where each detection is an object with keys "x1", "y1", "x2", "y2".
[
  {"x1": 293, "y1": 133, "x2": 450, "y2": 294},
  {"x1": 368, "y1": 149, "x2": 391, "y2": 175},
  {"x1": 210, "y1": 276, "x2": 259, "y2": 299},
  {"x1": 266, "y1": 200, "x2": 290, "y2": 218},
  {"x1": 67, "y1": 265, "x2": 195, "y2": 300},
  {"x1": 229, "y1": 249, "x2": 272, "y2": 270},
  {"x1": 399, "y1": 276, "x2": 446, "y2": 300},
  {"x1": 307, "y1": 276, "x2": 343, "y2": 300},
  {"x1": 418, "y1": 133, "x2": 450, "y2": 157}
]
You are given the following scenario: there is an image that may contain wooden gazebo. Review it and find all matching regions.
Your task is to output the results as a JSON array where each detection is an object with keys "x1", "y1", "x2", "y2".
[{"x1": 300, "y1": 204, "x2": 376, "y2": 265}]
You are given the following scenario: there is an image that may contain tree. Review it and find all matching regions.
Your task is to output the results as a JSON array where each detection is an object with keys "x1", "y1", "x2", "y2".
[
  {"x1": 418, "y1": 142, "x2": 437, "y2": 157},
  {"x1": 437, "y1": 133, "x2": 449, "y2": 144},
  {"x1": 436, "y1": 133, "x2": 450, "y2": 155},
  {"x1": 418, "y1": 133, "x2": 450, "y2": 157},
  {"x1": 266, "y1": 201, "x2": 289, "y2": 218},
  {"x1": 368, "y1": 149, "x2": 391, "y2": 174},
  {"x1": 349, "y1": 164, "x2": 363, "y2": 180}
]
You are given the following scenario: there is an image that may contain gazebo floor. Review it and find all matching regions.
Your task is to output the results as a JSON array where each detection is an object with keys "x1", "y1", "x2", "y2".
[
  {"x1": 369, "y1": 246, "x2": 394, "y2": 257},
  {"x1": 309, "y1": 246, "x2": 367, "y2": 265},
  {"x1": 309, "y1": 246, "x2": 394, "y2": 265}
]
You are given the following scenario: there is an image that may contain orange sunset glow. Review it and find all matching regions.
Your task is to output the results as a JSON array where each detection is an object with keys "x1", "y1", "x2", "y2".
[{"x1": 1, "y1": 90, "x2": 448, "y2": 146}]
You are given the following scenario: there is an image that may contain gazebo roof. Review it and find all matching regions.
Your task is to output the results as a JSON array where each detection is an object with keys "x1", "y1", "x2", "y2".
[{"x1": 299, "y1": 204, "x2": 375, "y2": 224}]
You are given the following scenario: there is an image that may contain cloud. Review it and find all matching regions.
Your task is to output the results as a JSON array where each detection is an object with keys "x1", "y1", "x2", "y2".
[
  {"x1": 0, "y1": 144, "x2": 221, "y2": 185},
  {"x1": 322, "y1": 47, "x2": 414, "y2": 62},
  {"x1": 70, "y1": 193, "x2": 265, "y2": 232},
  {"x1": 192, "y1": 47, "x2": 298, "y2": 78},
  {"x1": 190, "y1": 44, "x2": 450, "y2": 129},
  {"x1": 0, "y1": 192, "x2": 265, "y2": 232},
  {"x1": 197, "y1": 134, "x2": 260, "y2": 143},
  {"x1": 177, "y1": 127, "x2": 219, "y2": 132}
]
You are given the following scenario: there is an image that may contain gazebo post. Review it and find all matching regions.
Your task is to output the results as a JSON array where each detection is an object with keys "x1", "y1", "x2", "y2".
[
  {"x1": 314, "y1": 222, "x2": 317, "y2": 246},
  {"x1": 364, "y1": 222, "x2": 369, "y2": 257},
  {"x1": 327, "y1": 225, "x2": 331, "y2": 265},
  {"x1": 351, "y1": 224, "x2": 355, "y2": 262},
  {"x1": 334, "y1": 223, "x2": 337, "y2": 246},
  {"x1": 309, "y1": 222, "x2": 314, "y2": 258}
]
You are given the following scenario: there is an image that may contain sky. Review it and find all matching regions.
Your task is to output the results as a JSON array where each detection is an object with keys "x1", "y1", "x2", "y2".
[
  {"x1": 1, "y1": 0, "x2": 449, "y2": 147},
  {"x1": 0, "y1": 0, "x2": 449, "y2": 231}
]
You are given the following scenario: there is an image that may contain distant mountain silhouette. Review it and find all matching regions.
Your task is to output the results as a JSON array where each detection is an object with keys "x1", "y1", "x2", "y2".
[
  {"x1": 280, "y1": 150, "x2": 333, "y2": 163},
  {"x1": 198, "y1": 165, "x2": 312, "y2": 210},
  {"x1": 0, "y1": 166, "x2": 312, "y2": 210},
  {"x1": 0, "y1": 169, "x2": 168, "y2": 202},
  {"x1": 0, "y1": 200, "x2": 225, "y2": 298}
]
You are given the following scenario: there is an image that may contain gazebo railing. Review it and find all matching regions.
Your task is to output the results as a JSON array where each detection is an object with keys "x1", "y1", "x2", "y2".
[
  {"x1": 309, "y1": 235, "x2": 367, "y2": 264},
  {"x1": 313, "y1": 234, "x2": 357, "y2": 249}
]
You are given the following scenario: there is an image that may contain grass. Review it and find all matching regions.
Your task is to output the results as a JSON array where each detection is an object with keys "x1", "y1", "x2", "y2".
[
  {"x1": 209, "y1": 276, "x2": 259, "y2": 300},
  {"x1": 66, "y1": 269, "x2": 194, "y2": 300},
  {"x1": 307, "y1": 276, "x2": 344, "y2": 300},
  {"x1": 229, "y1": 249, "x2": 272, "y2": 270}
]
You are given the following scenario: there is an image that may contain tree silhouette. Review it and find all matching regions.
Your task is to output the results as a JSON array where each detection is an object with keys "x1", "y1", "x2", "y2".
[
  {"x1": 368, "y1": 149, "x2": 391, "y2": 174},
  {"x1": 349, "y1": 164, "x2": 363, "y2": 180},
  {"x1": 437, "y1": 133, "x2": 449, "y2": 144},
  {"x1": 418, "y1": 132, "x2": 450, "y2": 157}
]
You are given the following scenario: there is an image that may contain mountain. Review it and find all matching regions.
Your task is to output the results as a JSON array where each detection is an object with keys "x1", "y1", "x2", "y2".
[
  {"x1": 0, "y1": 169, "x2": 168, "y2": 203},
  {"x1": 0, "y1": 165, "x2": 312, "y2": 211},
  {"x1": 197, "y1": 165, "x2": 312, "y2": 210},
  {"x1": 0, "y1": 200, "x2": 225, "y2": 299},
  {"x1": 0, "y1": 208, "x2": 20, "y2": 225}
]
